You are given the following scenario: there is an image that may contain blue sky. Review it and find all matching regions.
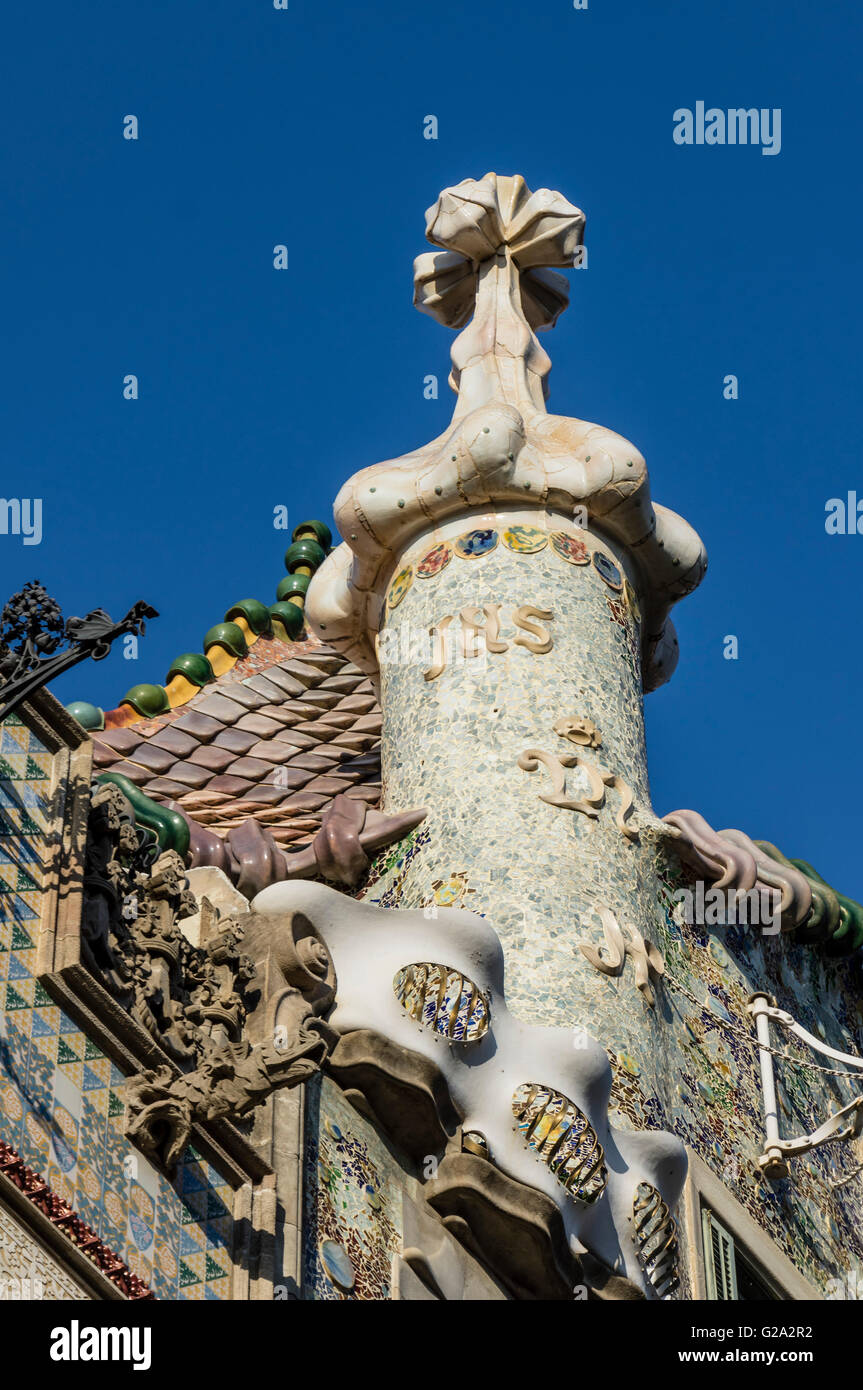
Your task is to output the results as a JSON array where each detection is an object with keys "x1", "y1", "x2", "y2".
[{"x1": 2, "y1": 0, "x2": 861, "y2": 895}]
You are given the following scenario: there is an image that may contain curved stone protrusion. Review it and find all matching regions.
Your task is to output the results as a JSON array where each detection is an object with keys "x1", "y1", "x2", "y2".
[
  {"x1": 662, "y1": 809, "x2": 813, "y2": 931},
  {"x1": 251, "y1": 879, "x2": 687, "y2": 1292},
  {"x1": 662, "y1": 811, "x2": 863, "y2": 952},
  {"x1": 169, "y1": 795, "x2": 428, "y2": 899},
  {"x1": 663, "y1": 809, "x2": 759, "y2": 891},
  {"x1": 424, "y1": 1150, "x2": 586, "y2": 1301}
]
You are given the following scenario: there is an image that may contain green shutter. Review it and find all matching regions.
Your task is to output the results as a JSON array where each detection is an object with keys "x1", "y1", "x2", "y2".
[{"x1": 702, "y1": 1208, "x2": 739, "y2": 1300}]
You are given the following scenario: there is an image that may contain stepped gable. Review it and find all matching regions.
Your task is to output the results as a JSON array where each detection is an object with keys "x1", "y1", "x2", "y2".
[{"x1": 89, "y1": 633, "x2": 382, "y2": 848}]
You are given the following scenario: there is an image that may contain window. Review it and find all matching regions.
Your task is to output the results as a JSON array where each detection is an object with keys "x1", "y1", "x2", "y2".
[{"x1": 701, "y1": 1208, "x2": 783, "y2": 1301}]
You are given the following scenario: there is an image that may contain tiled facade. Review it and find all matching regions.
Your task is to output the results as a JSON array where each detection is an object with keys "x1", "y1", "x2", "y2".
[
  {"x1": 4, "y1": 543, "x2": 861, "y2": 1301},
  {"x1": 302, "y1": 1076, "x2": 404, "y2": 1300},
  {"x1": 0, "y1": 712, "x2": 235, "y2": 1301},
  {"x1": 649, "y1": 859, "x2": 863, "y2": 1298}
]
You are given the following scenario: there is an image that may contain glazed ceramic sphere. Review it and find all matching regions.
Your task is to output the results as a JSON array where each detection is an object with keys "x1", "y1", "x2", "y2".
[{"x1": 284, "y1": 539, "x2": 326, "y2": 574}]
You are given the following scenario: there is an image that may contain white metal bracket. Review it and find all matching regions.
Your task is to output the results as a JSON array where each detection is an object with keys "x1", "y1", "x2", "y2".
[{"x1": 746, "y1": 992, "x2": 863, "y2": 1179}]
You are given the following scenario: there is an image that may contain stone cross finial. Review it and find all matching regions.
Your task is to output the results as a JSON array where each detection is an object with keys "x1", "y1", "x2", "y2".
[
  {"x1": 307, "y1": 173, "x2": 706, "y2": 692},
  {"x1": 413, "y1": 174, "x2": 585, "y2": 415}
]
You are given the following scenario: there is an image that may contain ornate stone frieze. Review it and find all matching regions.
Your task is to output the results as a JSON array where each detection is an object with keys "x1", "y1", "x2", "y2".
[
  {"x1": 124, "y1": 1016, "x2": 337, "y2": 1172},
  {"x1": 0, "y1": 1205, "x2": 88, "y2": 1301},
  {"x1": 80, "y1": 779, "x2": 340, "y2": 1170},
  {"x1": 82, "y1": 783, "x2": 255, "y2": 1073}
]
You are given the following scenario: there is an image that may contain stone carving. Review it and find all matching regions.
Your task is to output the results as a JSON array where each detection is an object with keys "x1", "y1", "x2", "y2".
[
  {"x1": 125, "y1": 1013, "x2": 337, "y2": 1172},
  {"x1": 325, "y1": 1028, "x2": 459, "y2": 1162},
  {"x1": 424, "y1": 1150, "x2": 586, "y2": 1301},
  {"x1": 512, "y1": 604, "x2": 553, "y2": 654},
  {"x1": 518, "y1": 747, "x2": 637, "y2": 840},
  {"x1": 414, "y1": 174, "x2": 584, "y2": 341},
  {"x1": 421, "y1": 604, "x2": 553, "y2": 679},
  {"x1": 423, "y1": 615, "x2": 455, "y2": 681},
  {"x1": 553, "y1": 715, "x2": 601, "y2": 749},
  {"x1": 459, "y1": 604, "x2": 509, "y2": 656},
  {"x1": 321, "y1": 1037, "x2": 640, "y2": 1301},
  {"x1": 0, "y1": 1205, "x2": 88, "y2": 1301},
  {"x1": 517, "y1": 748, "x2": 573, "y2": 805},
  {"x1": 306, "y1": 173, "x2": 707, "y2": 691},
  {"x1": 252, "y1": 880, "x2": 687, "y2": 1292},
  {"x1": 579, "y1": 906, "x2": 665, "y2": 1008},
  {"x1": 0, "y1": 580, "x2": 156, "y2": 721},
  {"x1": 82, "y1": 783, "x2": 255, "y2": 1073},
  {"x1": 81, "y1": 779, "x2": 340, "y2": 1169},
  {"x1": 395, "y1": 1189, "x2": 507, "y2": 1301}
]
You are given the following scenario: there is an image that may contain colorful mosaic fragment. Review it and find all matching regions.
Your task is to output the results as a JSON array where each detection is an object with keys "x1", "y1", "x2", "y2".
[{"x1": 302, "y1": 1078, "x2": 403, "y2": 1300}]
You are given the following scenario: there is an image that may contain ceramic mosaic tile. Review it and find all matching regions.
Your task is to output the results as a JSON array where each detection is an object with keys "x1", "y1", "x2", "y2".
[
  {"x1": 302, "y1": 1076, "x2": 404, "y2": 1300},
  {"x1": 601, "y1": 855, "x2": 863, "y2": 1298},
  {"x1": 370, "y1": 520, "x2": 655, "y2": 1027},
  {"x1": 0, "y1": 714, "x2": 235, "y2": 1301}
]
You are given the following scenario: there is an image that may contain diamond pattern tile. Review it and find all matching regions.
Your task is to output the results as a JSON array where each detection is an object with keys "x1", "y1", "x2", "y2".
[
  {"x1": 0, "y1": 714, "x2": 235, "y2": 1301},
  {"x1": 90, "y1": 637, "x2": 381, "y2": 848}
]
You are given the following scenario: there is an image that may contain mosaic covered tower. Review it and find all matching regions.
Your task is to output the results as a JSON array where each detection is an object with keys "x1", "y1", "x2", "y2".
[
  {"x1": 308, "y1": 173, "x2": 706, "y2": 1035},
  {"x1": 4, "y1": 175, "x2": 863, "y2": 1307}
]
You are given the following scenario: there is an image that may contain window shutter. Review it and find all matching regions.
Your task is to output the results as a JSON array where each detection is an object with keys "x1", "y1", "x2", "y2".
[{"x1": 702, "y1": 1208, "x2": 738, "y2": 1300}]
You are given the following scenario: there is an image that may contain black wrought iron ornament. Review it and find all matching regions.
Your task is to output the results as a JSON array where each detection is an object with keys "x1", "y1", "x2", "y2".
[{"x1": 0, "y1": 580, "x2": 157, "y2": 721}]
